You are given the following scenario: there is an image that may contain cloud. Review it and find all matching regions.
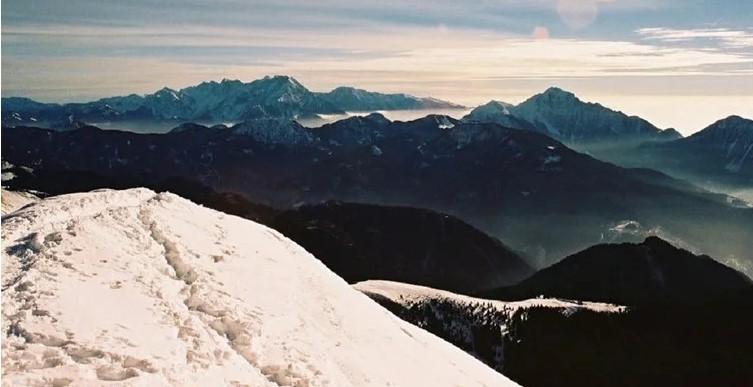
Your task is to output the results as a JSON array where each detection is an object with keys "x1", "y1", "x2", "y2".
[
  {"x1": 4, "y1": 22, "x2": 751, "y2": 103},
  {"x1": 637, "y1": 27, "x2": 753, "y2": 49}
]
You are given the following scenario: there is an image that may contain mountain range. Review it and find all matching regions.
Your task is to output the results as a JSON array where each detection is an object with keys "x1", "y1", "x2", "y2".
[
  {"x1": 8, "y1": 78, "x2": 750, "y2": 191},
  {"x1": 3, "y1": 114, "x2": 752, "y2": 275},
  {"x1": 0, "y1": 76, "x2": 461, "y2": 128},
  {"x1": 462, "y1": 90, "x2": 753, "y2": 188}
]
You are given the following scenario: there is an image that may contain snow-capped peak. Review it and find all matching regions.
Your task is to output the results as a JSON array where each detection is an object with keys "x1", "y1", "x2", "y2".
[
  {"x1": 539, "y1": 86, "x2": 577, "y2": 100},
  {"x1": 153, "y1": 87, "x2": 181, "y2": 101},
  {"x1": 2, "y1": 188, "x2": 518, "y2": 386},
  {"x1": 474, "y1": 100, "x2": 513, "y2": 116}
]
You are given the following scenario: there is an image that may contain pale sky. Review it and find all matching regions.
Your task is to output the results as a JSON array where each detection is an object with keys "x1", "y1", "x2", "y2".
[{"x1": 2, "y1": 0, "x2": 752, "y2": 134}]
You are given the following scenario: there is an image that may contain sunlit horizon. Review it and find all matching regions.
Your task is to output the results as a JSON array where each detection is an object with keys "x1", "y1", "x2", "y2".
[{"x1": 3, "y1": 0, "x2": 752, "y2": 134}]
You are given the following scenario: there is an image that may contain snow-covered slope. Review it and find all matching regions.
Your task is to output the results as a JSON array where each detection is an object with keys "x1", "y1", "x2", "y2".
[
  {"x1": 317, "y1": 86, "x2": 462, "y2": 111},
  {"x1": 355, "y1": 280, "x2": 626, "y2": 315},
  {"x1": 1, "y1": 188, "x2": 517, "y2": 386},
  {"x1": 354, "y1": 280, "x2": 625, "y2": 375},
  {"x1": 1, "y1": 189, "x2": 39, "y2": 215}
]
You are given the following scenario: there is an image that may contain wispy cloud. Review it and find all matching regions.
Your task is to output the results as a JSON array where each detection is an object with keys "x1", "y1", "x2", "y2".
[
  {"x1": 637, "y1": 27, "x2": 753, "y2": 50},
  {"x1": 4, "y1": 24, "x2": 751, "y2": 117}
]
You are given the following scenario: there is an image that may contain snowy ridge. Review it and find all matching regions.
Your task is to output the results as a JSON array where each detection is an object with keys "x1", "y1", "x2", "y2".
[
  {"x1": 354, "y1": 280, "x2": 626, "y2": 315},
  {"x1": 1, "y1": 188, "x2": 517, "y2": 386},
  {"x1": 1, "y1": 189, "x2": 39, "y2": 215},
  {"x1": 354, "y1": 280, "x2": 626, "y2": 374}
]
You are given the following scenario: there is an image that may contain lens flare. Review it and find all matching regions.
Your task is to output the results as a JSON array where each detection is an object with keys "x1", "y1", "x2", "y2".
[
  {"x1": 557, "y1": 0, "x2": 599, "y2": 30},
  {"x1": 532, "y1": 26, "x2": 551, "y2": 39}
]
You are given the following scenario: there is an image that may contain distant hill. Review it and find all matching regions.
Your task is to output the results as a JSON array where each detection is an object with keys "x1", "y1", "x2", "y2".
[
  {"x1": 273, "y1": 202, "x2": 534, "y2": 294},
  {"x1": 484, "y1": 236, "x2": 752, "y2": 305}
]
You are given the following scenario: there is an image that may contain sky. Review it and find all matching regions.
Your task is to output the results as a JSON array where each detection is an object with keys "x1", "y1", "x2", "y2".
[{"x1": 2, "y1": 0, "x2": 752, "y2": 134}]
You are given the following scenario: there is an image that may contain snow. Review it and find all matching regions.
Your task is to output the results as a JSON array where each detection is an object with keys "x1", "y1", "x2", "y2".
[
  {"x1": 436, "y1": 116, "x2": 455, "y2": 130},
  {"x1": 609, "y1": 220, "x2": 642, "y2": 234},
  {"x1": 1, "y1": 189, "x2": 39, "y2": 215},
  {"x1": 2, "y1": 188, "x2": 518, "y2": 387},
  {"x1": 1, "y1": 172, "x2": 16, "y2": 182},
  {"x1": 354, "y1": 280, "x2": 626, "y2": 315}
]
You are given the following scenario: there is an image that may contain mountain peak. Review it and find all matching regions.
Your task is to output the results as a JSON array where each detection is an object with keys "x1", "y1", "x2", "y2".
[
  {"x1": 421, "y1": 114, "x2": 458, "y2": 129},
  {"x1": 479, "y1": 100, "x2": 514, "y2": 111},
  {"x1": 540, "y1": 86, "x2": 578, "y2": 100},
  {"x1": 510, "y1": 86, "x2": 664, "y2": 143},
  {"x1": 154, "y1": 87, "x2": 181, "y2": 100},
  {"x1": 362, "y1": 112, "x2": 391, "y2": 123},
  {"x1": 331, "y1": 86, "x2": 358, "y2": 92},
  {"x1": 714, "y1": 115, "x2": 752, "y2": 128},
  {"x1": 657, "y1": 128, "x2": 683, "y2": 140},
  {"x1": 642, "y1": 235, "x2": 674, "y2": 248},
  {"x1": 262, "y1": 75, "x2": 303, "y2": 87},
  {"x1": 692, "y1": 115, "x2": 753, "y2": 139}
]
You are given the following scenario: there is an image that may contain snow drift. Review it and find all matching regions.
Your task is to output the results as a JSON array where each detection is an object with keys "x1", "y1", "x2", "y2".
[{"x1": 1, "y1": 188, "x2": 518, "y2": 386}]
